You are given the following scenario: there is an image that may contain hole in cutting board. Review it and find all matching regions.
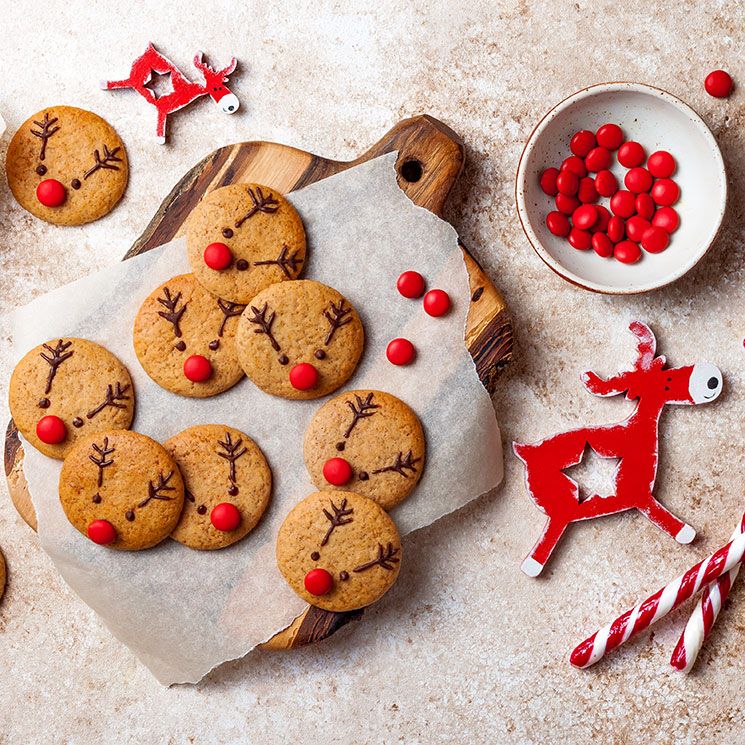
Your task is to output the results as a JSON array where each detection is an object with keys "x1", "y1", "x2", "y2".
[{"x1": 400, "y1": 159, "x2": 423, "y2": 183}]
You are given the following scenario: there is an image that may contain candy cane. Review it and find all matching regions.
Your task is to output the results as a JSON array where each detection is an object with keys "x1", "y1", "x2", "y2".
[
  {"x1": 570, "y1": 522, "x2": 745, "y2": 669},
  {"x1": 669, "y1": 512, "x2": 745, "y2": 673}
]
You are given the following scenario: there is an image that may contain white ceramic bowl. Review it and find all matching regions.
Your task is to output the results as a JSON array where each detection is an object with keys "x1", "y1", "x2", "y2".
[{"x1": 515, "y1": 83, "x2": 727, "y2": 294}]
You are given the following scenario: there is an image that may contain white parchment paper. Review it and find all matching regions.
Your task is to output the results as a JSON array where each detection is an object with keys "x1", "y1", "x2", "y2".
[{"x1": 11, "y1": 153, "x2": 503, "y2": 685}]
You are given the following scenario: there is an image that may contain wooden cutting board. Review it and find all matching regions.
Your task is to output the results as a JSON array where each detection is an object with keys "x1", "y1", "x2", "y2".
[{"x1": 4, "y1": 114, "x2": 512, "y2": 649}]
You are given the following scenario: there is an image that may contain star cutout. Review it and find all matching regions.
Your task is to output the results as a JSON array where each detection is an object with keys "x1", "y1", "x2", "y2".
[
  {"x1": 563, "y1": 444, "x2": 619, "y2": 503},
  {"x1": 145, "y1": 71, "x2": 174, "y2": 100}
]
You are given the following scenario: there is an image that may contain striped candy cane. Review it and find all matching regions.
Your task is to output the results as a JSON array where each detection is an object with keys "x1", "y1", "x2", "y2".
[
  {"x1": 571, "y1": 522, "x2": 745, "y2": 669},
  {"x1": 669, "y1": 512, "x2": 745, "y2": 673}
]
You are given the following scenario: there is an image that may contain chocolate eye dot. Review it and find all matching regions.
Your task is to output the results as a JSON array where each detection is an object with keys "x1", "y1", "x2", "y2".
[
  {"x1": 228, "y1": 484, "x2": 239, "y2": 496},
  {"x1": 222, "y1": 228, "x2": 233, "y2": 239},
  {"x1": 38, "y1": 398, "x2": 50, "y2": 409},
  {"x1": 71, "y1": 179, "x2": 81, "y2": 190},
  {"x1": 197, "y1": 505, "x2": 207, "y2": 515},
  {"x1": 36, "y1": 164, "x2": 48, "y2": 176},
  {"x1": 92, "y1": 493, "x2": 102, "y2": 504},
  {"x1": 311, "y1": 551, "x2": 320, "y2": 561},
  {"x1": 339, "y1": 571, "x2": 350, "y2": 581},
  {"x1": 174, "y1": 341, "x2": 186, "y2": 351},
  {"x1": 209, "y1": 340, "x2": 219, "y2": 351},
  {"x1": 335, "y1": 442, "x2": 345, "y2": 452},
  {"x1": 358, "y1": 471, "x2": 369, "y2": 481},
  {"x1": 314, "y1": 349, "x2": 326, "y2": 360},
  {"x1": 278, "y1": 354, "x2": 289, "y2": 365},
  {"x1": 125, "y1": 510, "x2": 135, "y2": 522},
  {"x1": 236, "y1": 259, "x2": 249, "y2": 271},
  {"x1": 72, "y1": 417, "x2": 84, "y2": 428}
]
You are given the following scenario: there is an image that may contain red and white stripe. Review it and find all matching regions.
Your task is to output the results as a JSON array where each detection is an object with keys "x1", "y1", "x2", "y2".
[
  {"x1": 670, "y1": 513, "x2": 745, "y2": 673},
  {"x1": 570, "y1": 520, "x2": 745, "y2": 669}
]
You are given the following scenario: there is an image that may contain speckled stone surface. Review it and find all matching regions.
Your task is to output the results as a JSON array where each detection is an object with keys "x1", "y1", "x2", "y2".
[{"x1": 0, "y1": 1, "x2": 743, "y2": 742}]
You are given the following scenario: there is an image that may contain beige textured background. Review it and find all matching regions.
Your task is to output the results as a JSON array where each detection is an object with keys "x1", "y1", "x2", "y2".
[{"x1": 0, "y1": 1, "x2": 743, "y2": 742}]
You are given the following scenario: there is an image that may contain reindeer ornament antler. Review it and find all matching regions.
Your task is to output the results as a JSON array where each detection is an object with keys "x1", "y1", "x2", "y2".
[
  {"x1": 101, "y1": 43, "x2": 239, "y2": 143},
  {"x1": 513, "y1": 321, "x2": 723, "y2": 577}
]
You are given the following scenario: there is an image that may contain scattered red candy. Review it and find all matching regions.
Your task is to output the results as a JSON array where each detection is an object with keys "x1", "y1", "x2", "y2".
[
  {"x1": 647, "y1": 151, "x2": 676, "y2": 178},
  {"x1": 397, "y1": 270, "x2": 426, "y2": 298},
  {"x1": 594, "y1": 170, "x2": 618, "y2": 198},
  {"x1": 596, "y1": 123, "x2": 624, "y2": 150},
  {"x1": 568, "y1": 227, "x2": 592, "y2": 250},
  {"x1": 591, "y1": 232, "x2": 614, "y2": 258},
  {"x1": 625, "y1": 215, "x2": 650, "y2": 242},
  {"x1": 546, "y1": 211, "x2": 571, "y2": 237},
  {"x1": 624, "y1": 167, "x2": 653, "y2": 194},
  {"x1": 304, "y1": 568, "x2": 334, "y2": 596},
  {"x1": 578, "y1": 177, "x2": 599, "y2": 204},
  {"x1": 651, "y1": 178, "x2": 680, "y2": 206},
  {"x1": 36, "y1": 415, "x2": 66, "y2": 444},
  {"x1": 555, "y1": 193, "x2": 580, "y2": 215},
  {"x1": 323, "y1": 457, "x2": 353, "y2": 486},
  {"x1": 556, "y1": 170, "x2": 579, "y2": 196},
  {"x1": 618, "y1": 141, "x2": 646, "y2": 168},
  {"x1": 289, "y1": 362, "x2": 319, "y2": 390},
  {"x1": 183, "y1": 355, "x2": 212, "y2": 382},
  {"x1": 607, "y1": 216, "x2": 625, "y2": 243},
  {"x1": 614, "y1": 240, "x2": 642, "y2": 264},
  {"x1": 641, "y1": 226, "x2": 670, "y2": 254},
  {"x1": 210, "y1": 502, "x2": 242, "y2": 532},
  {"x1": 203, "y1": 242, "x2": 233, "y2": 270},
  {"x1": 539, "y1": 167, "x2": 560, "y2": 196},
  {"x1": 584, "y1": 146, "x2": 611, "y2": 172},
  {"x1": 570, "y1": 130, "x2": 596, "y2": 157},
  {"x1": 386, "y1": 338, "x2": 416, "y2": 365},
  {"x1": 36, "y1": 179, "x2": 67, "y2": 207},
  {"x1": 652, "y1": 206, "x2": 680, "y2": 233},
  {"x1": 572, "y1": 205, "x2": 597, "y2": 230},
  {"x1": 610, "y1": 190, "x2": 636, "y2": 218},
  {"x1": 635, "y1": 193, "x2": 656, "y2": 220},
  {"x1": 423, "y1": 289, "x2": 451, "y2": 317},
  {"x1": 705, "y1": 70, "x2": 733, "y2": 98},
  {"x1": 593, "y1": 205, "x2": 611, "y2": 233},
  {"x1": 561, "y1": 156, "x2": 587, "y2": 178},
  {"x1": 88, "y1": 519, "x2": 117, "y2": 545}
]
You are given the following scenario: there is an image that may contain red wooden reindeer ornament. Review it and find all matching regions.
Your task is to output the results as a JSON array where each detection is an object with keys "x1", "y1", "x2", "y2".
[
  {"x1": 514, "y1": 321, "x2": 723, "y2": 577},
  {"x1": 101, "y1": 43, "x2": 239, "y2": 143}
]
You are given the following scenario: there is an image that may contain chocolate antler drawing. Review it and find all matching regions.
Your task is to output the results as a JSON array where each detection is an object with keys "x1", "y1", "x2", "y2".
[
  {"x1": 323, "y1": 300, "x2": 352, "y2": 345},
  {"x1": 373, "y1": 450, "x2": 421, "y2": 478},
  {"x1": 321, "y1": 498, "x2": 354, "y2": 547},
  {"x1": 247, "y1": 303, "x2": 281, "y2": 351},
  {"x1": 254, "y1": 245, "x2": 304, "y2": 278},
  {"x1": 30, "y1": 112, "x2": 60, "y2": 161},
  {"x1": 138, "y1": 471, "x2": 176, "y2": 508},
  {"x1": 217, "y1": 432, "x2": 247, "y2": 494},
  {"x1": 39, "y1": 339, "x2": 74, "y2": 394},
  {"x1": 216, "y1": 299, "x2": 245, "y2": 337},
  {"x1": 157, "y1": 287, "x2": 187, "y2": 337},
  {"x1": 353, "y1": 543, "x2": 400, "y2": 572},
  {"x1": 89, "y1": 437, "x2": 115, "y2": 487},
  {"x1": 84, "y1": 144, "x2": 123, "y2": 179},
  {"x1": 87, "y1": 382, "x2": 131, "y2": 419},
  {"x1": 344, "y1": 393, "x2": 380, "y2": 438},
  {"x1": 235, "y1": 187, "x2": 279, "y2": 227}
]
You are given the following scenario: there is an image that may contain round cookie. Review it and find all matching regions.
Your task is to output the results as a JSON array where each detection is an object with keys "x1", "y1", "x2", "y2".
[
  {"x1": 6, "y1": 106, "x2": 128, "y2": 225},
  {"x1": 59, "y1": 430, "x2": 185, "y2": 551},
  {"x1": 9, "y1": 338, "x2": 135, "y2": 459},
  {"x1": 133, "y1": 273, "x2": 245, "y2": 397},
  {"x1": 235, "y1": 280, "x2": 364, "y2": 400},
  {"x1": 186, "y1": 183, "x2": 306, "y2": 304},
  {"x1": 165, "y1": 425, "x2": 272, "y2": 550},
  {"x1": 304, "y1": 390, "x2": 425, "y2": 510},
  {"x1": 276, "y1": 490, "x2": 401, "y2": 612}
]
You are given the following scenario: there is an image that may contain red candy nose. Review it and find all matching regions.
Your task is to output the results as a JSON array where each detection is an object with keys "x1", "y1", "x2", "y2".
[
  {"x1": 184, "y1": 355, "x2": 213, "y2": 382},
  {"x1": 36, "y1": 179, "x2": 67, "y2": 207},
  {"x1": 36, "y1": 415, "x2": 66, "y2": 444},
  {"x1": 323, "y1": 457, "x2": 353, "y2": 486},
  {"x1": 210, "y1": 502, "x2": 241, "y2": 532},
  {"x1": 203, "y1": 242, "x2": 233, "y2": 270},
  {"x1": 87, "y1": 519, "x2": 117, "y2": 545},
  {"x1": 289, "y1": 362, "x2": 318, "y2": 391},
  {"x1": 304, "y1": 568, "x2": 334, "y2": 596}
]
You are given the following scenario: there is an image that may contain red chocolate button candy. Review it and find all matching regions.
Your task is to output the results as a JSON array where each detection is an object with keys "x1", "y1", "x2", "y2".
[
  {"x1": 289, "y1": 362, "x2": 319, "y2": 390},
  {"x1": 304, "y1": 567, "x2": 334, "y2": 596},
  {"x1": 596, "y1": 123, "x2": 624, "y2": 150},
  {"x1": 88, "y1": 519, "x2": 117, "y2": 545},
  {"x1": 568, "y1": 227, "x2": 591, "y2": 250},
  {"x1": 607, "y1": 216, "x2": 625, "y2": 243},
  {"x1": 610, "y1": 190, "x2": 636, "y2": 218},
  {"x1": 641, "y1": 226, "x2": 670, "y2": 254},
  {"x1": 578, "y1": 177, "x2": 599, "y2": 204},
  {"x1": 651, "y1": 178, "x2": 680, "y2": 206},
  {"x1": 323, "y1": 457, "x2": 353, "y2": 486},
  {"x1": 624, "y1": 167, "x2": 653, "y2": 194},
  {"x1": 183, "y1": 355, "x2": 213, "y2": 382},
  {"x1": 36, "y1": 415, "x2": 66, "y2": 444},
  {"x1": 397, "y1": 270, "x2": 426, "y2": 299},
  {"x1": 647, "y1": 151, "x2": 676, "y2": 178},
  {"x1": 618, "y1": 141, "x2": 646, "y2": 168},
  {"x1": 561, "y1": 156, "x2": 587, "y2": 178},
  {"x1": 556, "y1": 170, "x2": 579, "y2": 196},
  {"x1": 614, "y1": 240, "x2": 642, "y2": 264},
  {"x1": 625, "y1": 215, "x2": 651, "y2": 242},
  {"x1": 386, "y1": 338, "x2": 416, "y2": 365},
  {"x1": 36, "y1": 179, "x2": 67, "y2": 207},
  {"x1": 546, "y1": 211, "x2": 571, "y2": 237},
  {"x1": 210, "y1": 502, "x2": 242, "y2": 532},
  {"x1": 555, "y1": 193, "x2": 580, "y2": 215},
  {"x1": 539, "y1": 168, "x2": 560, "y2": 196},
  {"x1": 570, "y1": 130, "x2": 596, "y2": 157},
  {"x1": 203, "y1": 242, "x2": 233, "y2": 270},
  {"x1": 635, "y1": 193, "x2": 656, "y2": 220},
  {"x1": 584, "y1": 146, "x2": 611, "y2": 173},
  {"x1": 572, "y1": 205, "x2": 598, "y2": 230},
  {"x1": 592, "y1": 205, "x2": 611, "y2": 233},
  {"x1": 423, "y1": 289, "x2": 451, "y2": 317},
  {"x1": 591, "y1": 232, "x2": 614, "y2": 258},
  {"x1": 652, "y1": 206, "x2": 680, "y2": 233},
  {"x1": 705, "y1": 69, "x2": 733, "y2": 98},
  {"x1": 594, "y1": 170, "x2": 618, "y2": 198}
]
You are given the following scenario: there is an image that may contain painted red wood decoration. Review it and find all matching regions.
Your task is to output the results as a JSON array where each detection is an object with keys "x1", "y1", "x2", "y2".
[{"x1": 514, "y1": 321, "x2": 723, "y2": 577}]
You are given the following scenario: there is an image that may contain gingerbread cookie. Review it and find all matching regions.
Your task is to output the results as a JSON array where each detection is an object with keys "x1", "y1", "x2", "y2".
[
  {"x1": 186, "y1": 183, "x2": 306, "y2": 304},
  {"x1": 59, "y1": 430, "x2": 185, "y2": 550},
  {"x1": 276, "y1": 490, "x2": 401, "y2": 612},
  {"x1": 9, "y1": 338, "x2": 135, "y2": 459},
  {"x1": 304, "y1": 390, "x2": 425, "y2": 510},
  {"x1": 165, "y1": 425, "x2": 271, "y2": 550},
  {"x1": 133, "y1": 273, "x2": 245, "y2": 397},
  {"x1": 234, "y1": 280, "x2": 364, "y2": 400},
  {"x1": 6, "y1": 106, "x2": 128, "y2": 225}
]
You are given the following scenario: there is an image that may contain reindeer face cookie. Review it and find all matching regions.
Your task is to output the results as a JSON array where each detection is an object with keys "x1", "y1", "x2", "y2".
[
  {"x1": 6, "y1": 106, "x2": 128, "y2": 225},
  {"x1": 9, "y1": 338, "x2": 134, "y2": 459},
  {"x1": 235, "y1": 280, "x2": 364, "y2": 400},
  {"x1": 186, "y1": 183, "x2": 307, "y2": 304},
  {"x1": 165, "y1": 425, "x2": 272, "y2": 550},
  {"x1": 59, "y1": 430, "x2": 185, "y2": 550},
  {"x1": 276, "y1": 490, "x2": 401, "y2": 612},
  {"x1": 133, "y1": 274, "x2": 245, "y2": 397},
  {"x1": 304, "y1": 390, "x2": 425, "y2": 510}
]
